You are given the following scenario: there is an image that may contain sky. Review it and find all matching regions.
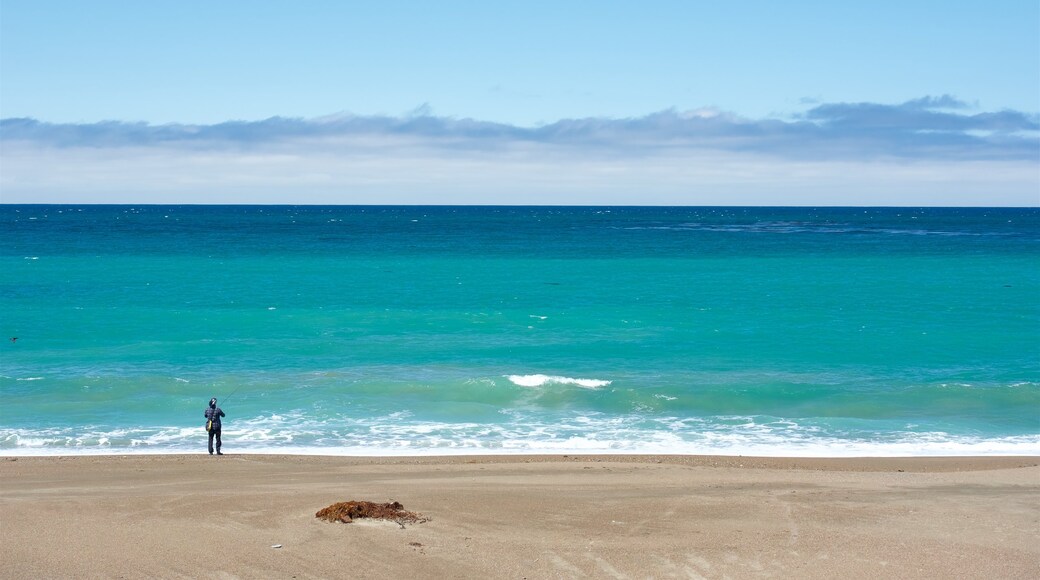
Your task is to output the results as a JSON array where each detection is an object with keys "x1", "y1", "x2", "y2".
[{"x1": 1, "y1": 0, "x2": 1038, "y2": 205}]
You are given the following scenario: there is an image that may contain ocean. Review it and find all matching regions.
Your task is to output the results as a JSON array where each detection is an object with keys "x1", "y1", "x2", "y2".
[{"x1": 1, "y1": 205, "x2": 1037, "y2": 456}]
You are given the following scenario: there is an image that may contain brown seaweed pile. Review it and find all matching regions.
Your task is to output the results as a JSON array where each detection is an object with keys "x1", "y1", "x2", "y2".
[{"x1": 315, "y1": 501, "x2": 428, "y2": 525}]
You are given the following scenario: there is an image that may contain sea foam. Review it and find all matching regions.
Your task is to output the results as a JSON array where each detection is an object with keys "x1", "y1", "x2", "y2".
[{"x1": 506, "y1": 374, "x2": 611, "y2": 389}]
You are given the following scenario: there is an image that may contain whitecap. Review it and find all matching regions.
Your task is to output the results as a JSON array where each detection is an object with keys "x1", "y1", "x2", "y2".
[{"x1": 506, "y1": 374, "x2": 611, "y2": 389}]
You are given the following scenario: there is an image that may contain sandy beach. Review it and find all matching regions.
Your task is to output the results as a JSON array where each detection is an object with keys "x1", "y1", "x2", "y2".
[{"x1": 1, "y1": 454, "x2": 1037, "y2": 579}]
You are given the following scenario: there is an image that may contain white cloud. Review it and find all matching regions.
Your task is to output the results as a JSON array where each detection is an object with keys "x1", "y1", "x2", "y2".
[{"x1": 2, "y1": 97, "x2": 1037, "y2": 205}]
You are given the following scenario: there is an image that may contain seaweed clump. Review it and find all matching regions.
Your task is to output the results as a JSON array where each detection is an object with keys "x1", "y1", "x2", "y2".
[{"x1": 315, "y1": 501, "x2": 428, "y2": 525}]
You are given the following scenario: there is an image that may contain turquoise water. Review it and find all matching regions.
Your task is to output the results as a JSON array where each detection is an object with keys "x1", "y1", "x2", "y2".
[{"x1": 1, "y1": 205, "x2": 1038, "y2": 456}]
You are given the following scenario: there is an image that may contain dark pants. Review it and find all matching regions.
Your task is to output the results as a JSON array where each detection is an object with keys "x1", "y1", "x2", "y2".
[{"x1": 208, "y1": 427, "x2": 222, "y2": 454}]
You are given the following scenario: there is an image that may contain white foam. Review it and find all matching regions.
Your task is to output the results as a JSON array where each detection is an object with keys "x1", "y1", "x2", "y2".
[
  {"x1": 2, "y1": 412, "x2": 1037, "y2": 458},
  {"x1": 16, "y1": 377, "x2": 43, "y2": 381},
  {"x1": 506, "y1": 374, "x2": 611, "y2": 389},
  {"x1": 4, "y1": 433, "x2": 1038, "y2": 458}
]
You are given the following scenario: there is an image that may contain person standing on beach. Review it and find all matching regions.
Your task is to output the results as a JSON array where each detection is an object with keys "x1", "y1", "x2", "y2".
[{"x1": 204, "y1": 398, "x2": 226, "y2": 455}]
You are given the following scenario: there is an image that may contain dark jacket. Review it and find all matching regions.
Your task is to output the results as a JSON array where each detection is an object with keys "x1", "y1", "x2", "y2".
[{"x1": 205, "y1": 407, "x2": 225, "y2": 429}]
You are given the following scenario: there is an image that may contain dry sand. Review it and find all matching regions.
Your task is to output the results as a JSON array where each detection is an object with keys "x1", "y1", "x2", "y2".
[{"x1": 1, "y1": 454, "x2": 1037, "y2": 579}]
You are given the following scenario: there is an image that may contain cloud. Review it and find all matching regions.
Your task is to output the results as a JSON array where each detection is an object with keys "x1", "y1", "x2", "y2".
[
  {"x1": 3, "y1": 95, "x2": 1036, "y2": 160},
  {"x1": 901, "y1": 95, "x2": 974, "y2": 110},
  {"x1": 802, "y1": 97, "x2": 1036, "y2": 136},
  {"x1": 1, "y1": 97, "x2": 1037, "y2": 205}
]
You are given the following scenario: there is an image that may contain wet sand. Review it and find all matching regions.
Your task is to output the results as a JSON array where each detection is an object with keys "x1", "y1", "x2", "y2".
[{"x1": 1, "y1": 454, "x2": 1037, "y2": 579}]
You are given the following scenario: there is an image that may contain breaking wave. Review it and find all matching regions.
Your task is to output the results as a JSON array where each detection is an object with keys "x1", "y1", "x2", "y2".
[
  {"x1": 3, "y1": 412, "x2": 1038, "y2": 457},
  {"x1": 506, "y1": 374, "x2": 612, "y2": 389}
]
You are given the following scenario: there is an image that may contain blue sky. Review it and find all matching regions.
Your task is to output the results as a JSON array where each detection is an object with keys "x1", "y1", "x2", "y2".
[{"x1": 1, "y1": 0, "x2": 1038, "y2": 205}]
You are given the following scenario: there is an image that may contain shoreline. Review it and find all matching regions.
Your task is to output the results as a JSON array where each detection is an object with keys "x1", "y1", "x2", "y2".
[
  {"x1": 3, "y1": 437, "x2": 1039, "y2": 459},
  {"x1": 3, "y1": 454, "x2": 1038, "y2": 578},
  {"x1": 3, "y1": 452, "x2": 1039, "y2": 471}
]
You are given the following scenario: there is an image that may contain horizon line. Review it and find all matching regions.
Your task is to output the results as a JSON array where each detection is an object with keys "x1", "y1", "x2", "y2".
[{"x1": 2, "y1": 203, "x2": 1037, "y2": 209}]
